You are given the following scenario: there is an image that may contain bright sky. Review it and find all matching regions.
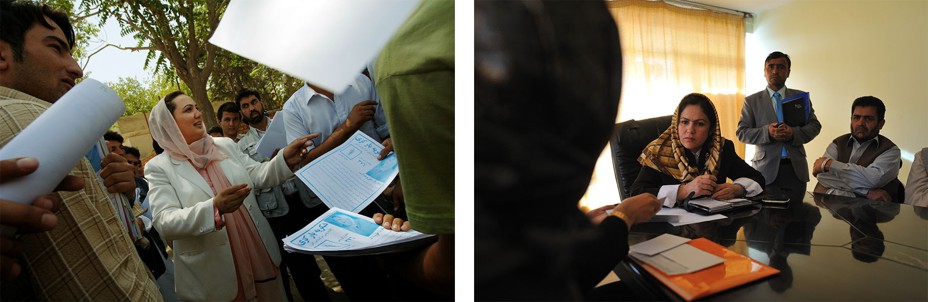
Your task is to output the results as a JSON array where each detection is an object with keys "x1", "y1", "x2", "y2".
[{"x1": 79, "y1": 14, "x2": 151, "y2": 84}]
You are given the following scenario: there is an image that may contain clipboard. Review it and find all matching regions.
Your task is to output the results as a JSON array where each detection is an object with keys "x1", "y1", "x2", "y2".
[{"x1": 634, "y1": 238, "x2": 780, "y2": 301}]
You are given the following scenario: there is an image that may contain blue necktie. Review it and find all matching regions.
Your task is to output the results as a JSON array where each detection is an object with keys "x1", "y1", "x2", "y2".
[{"x1": 773, "y1": 92, "x2": 787, "y2": 158}]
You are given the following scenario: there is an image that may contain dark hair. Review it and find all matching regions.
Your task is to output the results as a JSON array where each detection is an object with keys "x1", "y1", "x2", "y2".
[
  {"x1": 0, "y1": 0, "x2": 75, "y2": 61},
  {"x1": 852, "y1": 96, "x2": 886, "y2": 121},
  {"x1": 235, "y1": 89, "x2": 261, "y2": 105},
  {"x1": 121, "y1": 145, "x2": 140, "y2": 159},
  {"x1": 163, "y1": 91, "x2": 186, "y2": 113},
  {"x1": 208, "y1": 126, "x2": 223, "y2": 135},
  {"x1": 104, "y1": 130, "x2": 124, "y2": 144},
  {"x1": 152, "y1": 140, "x2": 163, "y2": 155},
  {"x1": 676, "y1": 93, "x2": 717, "y2": 130},
  {"x1": 765, "y1": 51, "x2": 791, "y2": 69},
  {"x1": 217, "y1": 102, "x2": 240, "y2": 119}
]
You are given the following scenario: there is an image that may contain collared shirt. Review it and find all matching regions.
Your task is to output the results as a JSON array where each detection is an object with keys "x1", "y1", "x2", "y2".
[
  {"x1": 238, "y1": 122, "x2": 270, "y2": 162},
  {"x1": 817, "y1": 135, "x2": 901, "y2": 197},
  {"x1": 281, "y1": 74, "x2": 389, "y2": 147},
  {"x1": 237, "y1": 121, "x2": 294, "y2": 217},
  {"x1": 0, "y1": 86, "x2": 161, "y2": 301},
  {"x1": 766, "y1": 86, "x2": 788, "y2": 107}
]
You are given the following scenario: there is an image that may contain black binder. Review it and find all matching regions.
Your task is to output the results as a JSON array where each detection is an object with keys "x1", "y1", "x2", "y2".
[{"x1": 780, "y1": 92, "x2": 810, "y2": 126}]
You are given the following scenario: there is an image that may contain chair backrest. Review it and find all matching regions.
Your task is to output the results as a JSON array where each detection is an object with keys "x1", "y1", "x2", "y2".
[{"x1": 609, "y1": 115, "x2": 673, "y2": 199}]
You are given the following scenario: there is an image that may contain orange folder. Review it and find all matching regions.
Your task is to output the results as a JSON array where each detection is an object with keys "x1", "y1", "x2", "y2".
[{"x1": 635, "y1": 238, "x2": 780, "y2": 301}]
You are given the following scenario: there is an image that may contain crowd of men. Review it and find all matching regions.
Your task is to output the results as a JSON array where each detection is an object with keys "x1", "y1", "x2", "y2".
[{"x1": 0, "y1": 0, "x2": 453, "y2": 301}]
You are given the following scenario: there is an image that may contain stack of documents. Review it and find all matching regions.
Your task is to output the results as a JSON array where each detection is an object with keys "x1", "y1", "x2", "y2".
[
  {"x1": 629, "y1": 234, "x2": 780, "y2": 301},
  {"x1": 283, "y1": 208, "x2": 435, "y2": 256},
  {"x1": 688, "y1": 197, "x2": 753, "y2": 213},
  {"x1": 629, "y1": 234, "x2": 724, "y2": 275}
]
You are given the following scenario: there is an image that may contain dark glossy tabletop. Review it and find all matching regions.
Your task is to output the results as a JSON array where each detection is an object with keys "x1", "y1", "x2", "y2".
[{"x1": 614, "y1": 192, "x2": 928, "y2": 301}]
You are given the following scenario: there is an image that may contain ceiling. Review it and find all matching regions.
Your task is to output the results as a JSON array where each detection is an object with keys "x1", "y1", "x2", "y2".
[{"x1": 685, "y1": 0, "x2": 792, "y2": 15}]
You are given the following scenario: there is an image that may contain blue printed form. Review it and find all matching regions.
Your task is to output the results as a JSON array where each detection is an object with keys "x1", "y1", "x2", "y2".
[
  {"x1": 294, "y1": 131, "x2": 399, "y2": 213},
  {"x1": 282, "y1": 207, "x2": 433, "y2": 255}
]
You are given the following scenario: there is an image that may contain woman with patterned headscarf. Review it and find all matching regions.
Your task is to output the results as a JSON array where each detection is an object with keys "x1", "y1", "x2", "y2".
[{"x1": 631, "y1": 93, "x2": 765, "y2": 208}]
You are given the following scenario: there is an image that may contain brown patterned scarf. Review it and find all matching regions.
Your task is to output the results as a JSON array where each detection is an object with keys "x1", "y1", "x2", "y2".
[{"x1": 638, "y1": 100, "x2": 725, "y2": 183}]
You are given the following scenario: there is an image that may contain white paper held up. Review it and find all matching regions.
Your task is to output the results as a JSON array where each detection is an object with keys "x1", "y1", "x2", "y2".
[
  {"x1": 0, "y1": 78, "x2": 126, "y2": 204},
  {"x1": 255, "y1": 114, "x2": 287, "y2": 158},
  {"x1": 294, "y1": 131, "x2": 398, "y2": 213},
  {"x1": 209, "y1": 0, "x2": 421, "y2": 93}
]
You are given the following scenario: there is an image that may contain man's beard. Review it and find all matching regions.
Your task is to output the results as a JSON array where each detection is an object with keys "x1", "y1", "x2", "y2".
[{"x1": 243, "y1": 111, "x2": 266, "y2": 125}]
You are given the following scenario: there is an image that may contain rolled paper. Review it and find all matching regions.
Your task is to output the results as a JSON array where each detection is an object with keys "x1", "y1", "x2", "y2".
[{"x1": 0, "y1": 78, "x2": 126, "y2": 204}]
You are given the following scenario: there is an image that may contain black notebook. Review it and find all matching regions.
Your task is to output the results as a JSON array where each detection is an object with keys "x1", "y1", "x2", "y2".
[{"x1": 780, "y1": 92, "x2": 810, "y2": 126}]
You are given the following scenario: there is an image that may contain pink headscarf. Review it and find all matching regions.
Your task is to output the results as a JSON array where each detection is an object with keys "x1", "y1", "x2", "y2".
[{"x1": 148, "y1": 97, "x2": 227, "y2": 170}]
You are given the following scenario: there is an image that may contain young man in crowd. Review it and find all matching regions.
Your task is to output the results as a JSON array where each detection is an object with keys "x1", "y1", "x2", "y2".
[{"x1": 0, "y1": 1, "x2": 160, "y2": 299}]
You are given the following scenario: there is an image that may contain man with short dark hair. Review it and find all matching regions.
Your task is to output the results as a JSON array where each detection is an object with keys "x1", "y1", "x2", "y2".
[
  {"x1": 0, "y1": 0, "x2": 159, "y2": 300},
  {"x1": 738, "y1": 51, "x2": 822, "y2": 201},
  {"x1": 813, "y1": 96, "x2": 903, "y2": 202},
  {"x1": 216, "y1": 101, "x2": 243, "y2": 142}
]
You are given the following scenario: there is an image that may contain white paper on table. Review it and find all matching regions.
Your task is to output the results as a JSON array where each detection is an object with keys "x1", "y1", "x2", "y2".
[
  {"x1": 629, "y1": 233, "x2": 690, "y2": 256},
  {"x1": 209, "y1": 0, "x2": 421, "y2": 94},
  {"x1": 607, "y1": 207, "x2": 680, "y2": 223},
  {"x1": 0, "y1": 78, "x2": 125, "y2": 204},
  {"x1": 659, "y1": 207, "x2": 728, "y2": 226},
  {"x1": 631, "y1": 243, "x2": 724, "y2": 275},
  {"x1": 605, "y1": 207, "x2": 724, "y2": 226},
  {"x1": 283, "y1": 207, "x2": 431, "y2": 253},
  {"x1": 255, "y1": 115, "x2": 287, "y2": 158},
  {"x1": 294, "y1": 131, "x2": 398, "y2": 213}
]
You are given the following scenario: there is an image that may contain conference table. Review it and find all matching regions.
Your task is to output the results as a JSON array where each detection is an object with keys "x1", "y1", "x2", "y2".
[{"x1": 613, "y1": 192, "x2": 928, "y2": 301}]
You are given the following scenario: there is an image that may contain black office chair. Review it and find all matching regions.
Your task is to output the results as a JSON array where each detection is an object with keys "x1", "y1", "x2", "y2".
[{"x1": 609, "y1": 115, "x2": 672, "y2": 200}]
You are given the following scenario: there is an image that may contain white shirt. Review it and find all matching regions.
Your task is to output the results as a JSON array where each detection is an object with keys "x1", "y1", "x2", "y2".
[{"x1": 281, "y1": 74, "x2": 389, "y2": 148}]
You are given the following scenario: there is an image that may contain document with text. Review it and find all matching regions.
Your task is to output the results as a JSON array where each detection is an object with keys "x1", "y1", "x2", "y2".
[
  {"x1": 295, "y1": 131, "x2": 398, "y2": 213},
  {"x1": 283, "y1": 207, "x2": 435, "y2": 256}
]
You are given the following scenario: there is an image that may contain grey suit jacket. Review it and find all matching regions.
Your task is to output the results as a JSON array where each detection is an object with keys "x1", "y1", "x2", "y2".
[{"x1": 737, "y1": 88, "x2": 822, "y2": 184}]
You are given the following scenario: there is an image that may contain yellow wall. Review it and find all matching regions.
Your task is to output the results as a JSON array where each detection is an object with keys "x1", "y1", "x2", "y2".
[{"x1": 748, "y1": 0, "x2": 928, "y2": 187}]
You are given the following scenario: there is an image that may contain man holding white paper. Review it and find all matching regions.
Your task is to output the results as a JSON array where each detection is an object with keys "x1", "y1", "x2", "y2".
[
  {"x1": 281, "y1": 74, "x2": 396, "y2": 300},
  {"x1": 0, "y1": 1, "x2": 159, "y2": 300}
]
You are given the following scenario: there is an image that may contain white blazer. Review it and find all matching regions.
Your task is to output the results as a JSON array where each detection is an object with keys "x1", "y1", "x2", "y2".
[{"x1": 146, "y1": 138, "x2": 292, "y2": 301}]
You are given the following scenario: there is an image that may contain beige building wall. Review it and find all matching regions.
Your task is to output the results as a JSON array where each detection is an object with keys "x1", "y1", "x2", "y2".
[
  {"x1": 117, "y1": 112, "x2": 154, "y2": 159},
  {"x1": 748, "y1": 0, "x2": 928, "y2": 188}
]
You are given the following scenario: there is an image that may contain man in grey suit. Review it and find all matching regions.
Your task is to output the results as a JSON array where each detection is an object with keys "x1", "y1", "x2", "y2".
[{"x1": 737, "y1": 51, "x2": 822, "y2": 199}]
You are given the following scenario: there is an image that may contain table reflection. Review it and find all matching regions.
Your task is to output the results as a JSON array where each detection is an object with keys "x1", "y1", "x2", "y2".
[
  {"x1": 618, "y1": 191, "x2": 928, "y2": 301},
  {"x1": 742, "y1": 201, "x2": 821, "y2": 292}
]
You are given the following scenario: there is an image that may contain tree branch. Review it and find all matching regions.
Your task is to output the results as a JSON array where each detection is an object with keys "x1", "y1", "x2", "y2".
[{"x1": 80, "y1": 43, "x2": 154, "y2": 70}]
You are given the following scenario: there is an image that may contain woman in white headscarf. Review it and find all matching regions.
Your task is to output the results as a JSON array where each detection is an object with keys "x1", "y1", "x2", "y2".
[{"x1": 146, "y1": 91, "x2": 318, "y2": 301}]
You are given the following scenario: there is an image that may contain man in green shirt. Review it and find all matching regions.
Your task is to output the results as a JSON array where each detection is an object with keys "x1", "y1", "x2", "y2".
[{"x1": 374, "y1": 0, "x2": 454, "y2": 295}]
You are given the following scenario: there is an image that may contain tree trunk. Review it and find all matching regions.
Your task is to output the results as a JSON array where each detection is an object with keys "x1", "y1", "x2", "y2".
[{"x1": 188, "y1": 77, "x2": 217, "y2": 130}]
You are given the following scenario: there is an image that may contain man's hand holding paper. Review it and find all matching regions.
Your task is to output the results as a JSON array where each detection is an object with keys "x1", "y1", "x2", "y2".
[{"x1": 0, "y1": 157, "x2": 85, "y2": 280}]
